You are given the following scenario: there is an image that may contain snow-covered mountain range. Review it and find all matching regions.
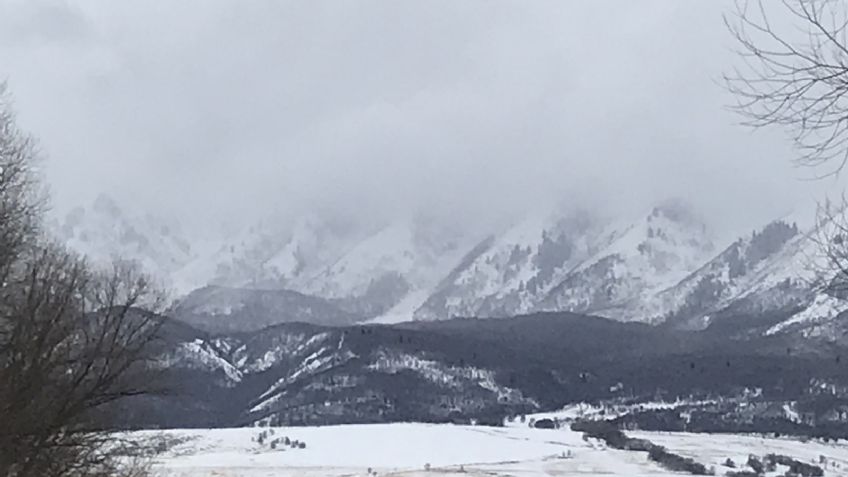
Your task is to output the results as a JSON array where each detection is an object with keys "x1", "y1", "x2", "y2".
[{"x1": 53, "y1": 194, "x2": 847, "y2": 338}]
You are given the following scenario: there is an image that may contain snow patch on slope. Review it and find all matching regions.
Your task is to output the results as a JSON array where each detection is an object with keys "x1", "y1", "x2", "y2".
[
  {"x1": 766, "y1": 294, "x2": 846, "y2": 335},
  {"x1": 368, "y1": 350, "x2": 536, "y2": 406},
  {"x1": 158, "y1": 339, "x2": 244, "y2": 385}
]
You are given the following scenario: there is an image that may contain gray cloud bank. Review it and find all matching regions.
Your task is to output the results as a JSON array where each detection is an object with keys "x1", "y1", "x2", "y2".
[{"x1": 0, "y1": 0, "x2": 830, "y2": 236}]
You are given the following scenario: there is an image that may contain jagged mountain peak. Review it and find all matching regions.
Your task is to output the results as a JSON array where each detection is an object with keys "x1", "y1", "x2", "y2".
[
  {"x1": 55, "y1": 194, "x2": 847, "y2": 339},
  {"x1": 597, "y1": 201, "x2": 713, "y2": 263},
  {"x1": 55, "y1": 194, "x2": 194, "y2": 292},
  {"x1": 638, "y1": 216, "x2": 814, "y2": 329},
  {"x1": 650, "y1": 197, "x2": 703, "y2": 224},
  {"x1": 413, "y1": 208, "x2": 610, "y2": 320},
  {"x1": 302, "y1": 214, "x2": 485, "y2": 322},
  {"x1": 536, "y1": 201, "x2": 717, "y2": 320}
]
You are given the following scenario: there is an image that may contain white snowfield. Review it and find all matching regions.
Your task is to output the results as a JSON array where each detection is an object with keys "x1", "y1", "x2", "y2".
[{"x1": 136, "y1": 423, "x2": 848, "y2": 476}]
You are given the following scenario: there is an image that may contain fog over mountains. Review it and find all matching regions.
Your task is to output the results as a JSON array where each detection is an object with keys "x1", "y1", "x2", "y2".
[
  {"x1": 12, "y1": 3, "x2": 848, "y2": 467},
  {"x1": 53, "y1": 194, "x2": 840, "y2": 340},
  {"x1": 66, "y1": 193, "x2": 848, "y2": 429},
  {"x1": 6, "y1": 1, "x2": 839, "y2": 343}
]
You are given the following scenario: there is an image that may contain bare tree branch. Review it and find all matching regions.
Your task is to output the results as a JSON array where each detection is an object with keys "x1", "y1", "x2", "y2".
[
  {"x1": 725, "y1": 0, "x2": 848, "y2": 176},
  {"x1": 0, "y1": 85, "x2": 161, "y2": 477}
]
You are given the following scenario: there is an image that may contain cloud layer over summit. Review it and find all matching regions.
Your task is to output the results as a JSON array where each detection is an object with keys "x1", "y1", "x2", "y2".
[{"x1": 0, "y1": 0, "x2": 828, "y2": 232}]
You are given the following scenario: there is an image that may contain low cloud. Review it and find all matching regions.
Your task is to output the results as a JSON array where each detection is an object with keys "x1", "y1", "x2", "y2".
[{"x1": 0, "y1": 0, "x2": 825, "y2": 235}]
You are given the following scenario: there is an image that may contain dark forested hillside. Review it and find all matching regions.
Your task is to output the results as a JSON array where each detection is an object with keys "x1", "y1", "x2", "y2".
[{"x1": 116, "y1": 310, "x2": 848, "y2": 429}]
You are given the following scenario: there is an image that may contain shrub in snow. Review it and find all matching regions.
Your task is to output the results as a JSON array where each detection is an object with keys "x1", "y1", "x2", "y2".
[
  {"x1": 764, "y1": 459, "x2": 776, "y2": 473},
  {"x1": 724, "y1": 458, "x2": 735, "y2": 468},
  {"x1": 533, "y1": 418, "x2": 556, "y2": 429},
  {"x1": 764, "y1": 454, "x2": 823, "y2": 477},
  {"x1": 298, "y1": 442, "x2": 306, "y2": 449},
  {"x1": 156, "y1": 440, "x2": 169, "y2": 454},
  {"x1": 647, "y1": 446, "x2": 711, "y2": 475},
  {"x1": 746, "y1": 455, "x2": 764, "y2": 475},
  {"x1": 570, "y1": 420, "x2": 629, "y2": 449},
  {"x1": 623, "y1": 438, "x2": 656, "y2": 452}
]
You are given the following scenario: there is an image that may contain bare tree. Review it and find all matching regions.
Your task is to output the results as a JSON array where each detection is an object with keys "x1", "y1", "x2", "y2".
[
  {"x1": 0, "y1": 249, "x2": 164, "y2": 476},
  {"x1": 725, "y1": 1, "x2": 848, "y2": 301},
  {"x1": 807, "y1": 197, "x2": 848, "y2": 296},
  {"x1": 724, "y1": 0, "x2": 848, "y2": 176},
  {"x1": 0, "y1": 86, "x2": 164, "y2": 476},
  {"x1": 0, "y1": 83, "x2": 43, "y2": 277}
]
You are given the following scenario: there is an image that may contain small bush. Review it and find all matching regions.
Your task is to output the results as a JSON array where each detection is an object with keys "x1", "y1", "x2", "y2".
[
  {"x1": 623, "y1": 438, "x2": 657, "y2": 452},
  {"x1": 534, "y1": 418, "x2": 556, "y2": 429},
  {"x1": 747, "y1": 455, "x2": 764, "y2": 475},
  {"x1": 726, "y1": 472, "x2": 759, "y2": 477},
  {"x1": 570, "y1": 420, "x2": 629, "y2": 449},
  {"x1": 648, "y1": 446, "x2": 711, "y2": 475},
  {"x1": 764, "y1": 454, "x2": 823, "y2": 477}
]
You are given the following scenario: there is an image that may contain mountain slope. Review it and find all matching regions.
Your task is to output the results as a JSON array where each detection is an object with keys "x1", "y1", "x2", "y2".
[
  {"x1": 54, "y1": 197, "x2": 367, "y2": 296},
  {"x1": 170, "y1": 285, "x2": 363, "y2": 333},
  {"x1": 415, "y1": 201, "x2": 717, "y2": 322},
  {"x1": 56, "y1": 195, "x2": 196, "y2": 289},
  {"x1": 414, "y1": 210, "x2": 602, "y2": 320},
  {"x1": 637, "y1": 220, "x2": 805, "y2": 328},
  {"x1": 541, "y1": 201, "x2": 716, "y2": 321},
  {"x1": 122, "y1": 311, "x2": 848, "y2": 429},
  {"x1": 204, "y1": 214, "x2": 363, "y2": 292},
  {"x1": 302, "y1": 215, "x2": 478, "y2": 320}
]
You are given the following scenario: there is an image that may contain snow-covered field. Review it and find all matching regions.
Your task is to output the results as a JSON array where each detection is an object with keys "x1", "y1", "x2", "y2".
[
  {"x1": 631, "y1": 431, "x2": 848, "y2": 475},
  {"x1": 132, "y1": 423, "x2": 848, "y2": 476}
]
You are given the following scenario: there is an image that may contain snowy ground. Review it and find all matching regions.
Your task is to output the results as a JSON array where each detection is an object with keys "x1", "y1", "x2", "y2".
[
  {"x1": 130, "y1": 423, "x2": 848, "y2": 476},
  {"x1": 632, "y1": 431, "x2": 848, "y2": 475}
]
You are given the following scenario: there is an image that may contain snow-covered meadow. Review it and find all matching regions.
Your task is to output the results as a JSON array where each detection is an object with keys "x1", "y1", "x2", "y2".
[{"x1": 132, "y1": 423, "x2": 848, "y2": 476}]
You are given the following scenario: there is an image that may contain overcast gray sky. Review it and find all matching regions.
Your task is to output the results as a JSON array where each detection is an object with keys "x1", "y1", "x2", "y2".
[{"x1": 0, "y1": 0, "x2": 833, "y2": 235}]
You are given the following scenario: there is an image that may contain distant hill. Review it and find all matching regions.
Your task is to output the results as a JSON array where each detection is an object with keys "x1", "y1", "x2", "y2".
[{"x1": 169, "y1": 285, "x2": 363, "y2": 333}]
